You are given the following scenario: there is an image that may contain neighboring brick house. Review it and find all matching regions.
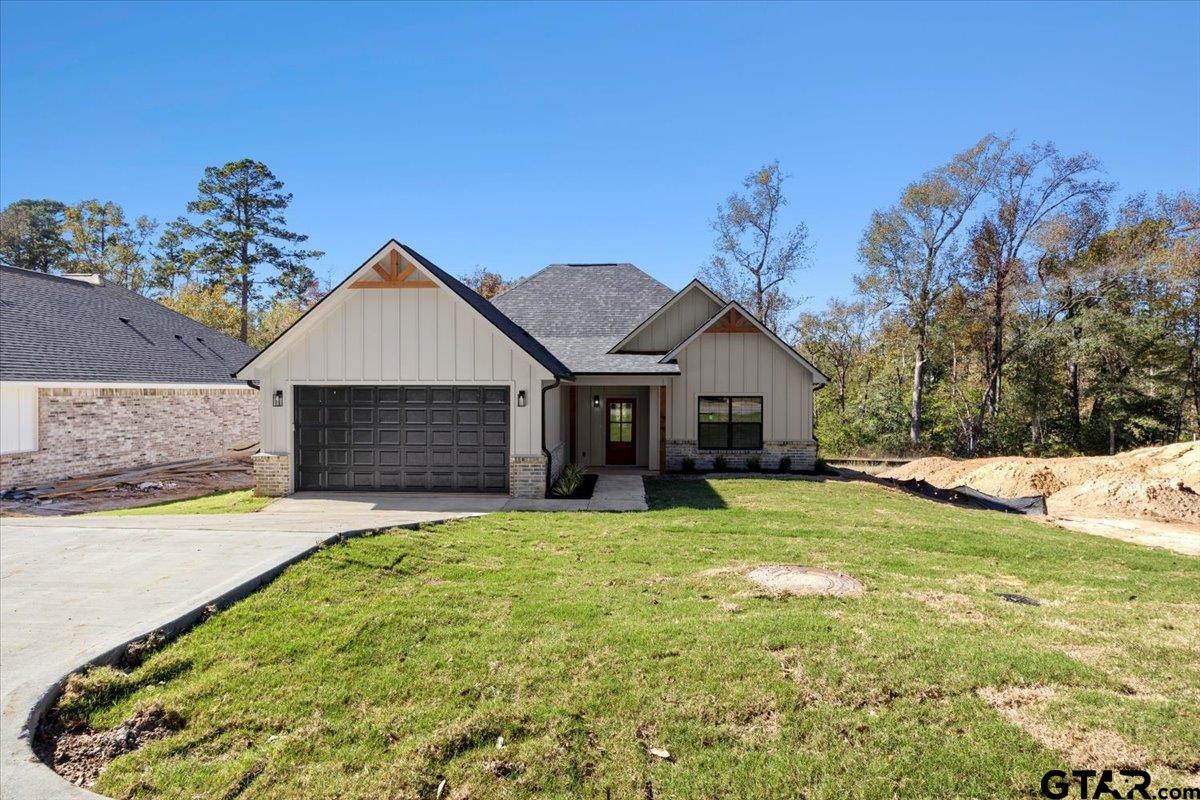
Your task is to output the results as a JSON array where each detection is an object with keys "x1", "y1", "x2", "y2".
[
  {"x1": 0, "y1": 267, "x2": 259, "y2": 489},
  {"x1": 237, "y1": 240, "x2": 828, "y2": 499}
]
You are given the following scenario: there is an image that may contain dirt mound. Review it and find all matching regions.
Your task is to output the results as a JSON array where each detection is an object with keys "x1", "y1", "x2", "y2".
[
  {"x1": 881, "y1": 443, "x2": 1200, "y2": 525},
  {"x1": 1048, "y1": 477, "x2": 1200, "y2": 525},
  {"x1": 37, "y1": 700, "x2": 183, "y2": 787}
]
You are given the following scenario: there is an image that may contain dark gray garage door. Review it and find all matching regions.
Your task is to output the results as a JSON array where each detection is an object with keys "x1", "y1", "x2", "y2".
[{"x1": 294, "y1": 385, "x2": 509, "y2": 492}]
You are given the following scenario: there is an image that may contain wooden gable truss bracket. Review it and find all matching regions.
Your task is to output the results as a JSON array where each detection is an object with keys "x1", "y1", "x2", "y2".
[
  {"x1": 707, "y1": 308, "x2": 760, "y2": 333},
  {"x1": 352, "y1": 250, "x2": 438, "y2": 289}
]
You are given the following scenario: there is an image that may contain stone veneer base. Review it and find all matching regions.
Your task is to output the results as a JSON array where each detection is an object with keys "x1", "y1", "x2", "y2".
[
  {"x1": 509, "y1": 454, "x2": 547, "y2": 499},
  {"x1": 665, "y1": 440, "x2": 817, "y2": 472}
]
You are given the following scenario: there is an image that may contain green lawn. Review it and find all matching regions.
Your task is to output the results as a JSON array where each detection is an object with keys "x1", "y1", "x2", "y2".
[
  {"x1": 70, "y1": 478, "x2": 1198, "y2": 799},
  {"x1": 83, "y1": 489, "x2": 274, "y2": 517}
]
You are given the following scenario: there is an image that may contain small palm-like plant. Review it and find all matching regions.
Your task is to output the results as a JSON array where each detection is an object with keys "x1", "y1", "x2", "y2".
[{"x1": 552, "y1": 463, "x2": 584, "y2": 497}]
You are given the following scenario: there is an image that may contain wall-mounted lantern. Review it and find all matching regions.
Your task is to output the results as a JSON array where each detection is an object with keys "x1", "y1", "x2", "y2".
[
  {"x1": 593, "y1": 394, "x2": 600, "y2": 409},
  {"x1": 517, "y1": 390, "x2": 527, "y2": 407},
  {"x1": 272, "y1": 390, "x2": 284, "y2": 407}
]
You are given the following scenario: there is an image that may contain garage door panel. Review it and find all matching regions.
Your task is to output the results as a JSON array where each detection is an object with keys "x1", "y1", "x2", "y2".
[{"x1": 296, "y1": 385, "x2": 509, "y2": 492}]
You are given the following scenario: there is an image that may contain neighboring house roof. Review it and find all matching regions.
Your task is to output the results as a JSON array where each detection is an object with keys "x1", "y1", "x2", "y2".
[
  {"x1": 0, "y1": 266, "x2": 256, "y2": 384},
  {"x1": 235, "y1": 241, "x2": 573, "y2": 381},
  {"x1": 492, "y1": 263, "x2": 677, "y2": 374},
  {"x1": 660, "y1": 300, "x2": 831, "y2": 384}
]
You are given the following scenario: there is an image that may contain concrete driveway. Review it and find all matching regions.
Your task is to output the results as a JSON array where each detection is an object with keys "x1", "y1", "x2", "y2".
[{"x1": 0, "y1": 495, "x2": 505, "y2": 800}]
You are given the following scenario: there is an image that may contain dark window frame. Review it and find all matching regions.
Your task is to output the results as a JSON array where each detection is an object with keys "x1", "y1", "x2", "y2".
[{"x1": 696, "y1": 395, "x2": 764, "y2": 451}]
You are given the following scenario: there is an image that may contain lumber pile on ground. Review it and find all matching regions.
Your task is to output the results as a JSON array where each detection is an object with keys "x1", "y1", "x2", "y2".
[{"x1": 1, "y1": 444, "x2": 257, "y2": 514}]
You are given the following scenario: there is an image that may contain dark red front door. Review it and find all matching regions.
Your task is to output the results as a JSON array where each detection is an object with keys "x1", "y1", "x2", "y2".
[{"x1": 605, "y1": 398, "x2": 636, "y2": 465}]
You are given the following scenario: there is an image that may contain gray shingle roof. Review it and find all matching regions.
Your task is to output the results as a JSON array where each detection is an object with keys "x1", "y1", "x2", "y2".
[
  {"x1": 491, "y1": 264, "x2": 677, "y2": 373},
  {"x1": 0, "y1": 267, "x2": 257, "y2": 383}
]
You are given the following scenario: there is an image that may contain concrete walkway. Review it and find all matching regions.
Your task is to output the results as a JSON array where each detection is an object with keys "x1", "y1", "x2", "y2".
[{"x1": 0, "y1": 501, "x2": 493, "y2": 800}]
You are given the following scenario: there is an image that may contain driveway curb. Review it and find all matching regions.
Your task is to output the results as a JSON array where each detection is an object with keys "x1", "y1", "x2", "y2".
[{"x1": 10, "y1": 520, "x2": 426, "y2": 800}]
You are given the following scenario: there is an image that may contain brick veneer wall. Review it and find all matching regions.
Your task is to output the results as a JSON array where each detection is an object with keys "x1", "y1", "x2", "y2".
[
  {"x1": 665, "y1": 440, "x2": 817, "y2": 472},
  {"x1": 509, "y1": 454, "x2": 547, "y2": 498},
  {"x1": 0, "y1": 386, "x2": 259, "y2": 489},
  {"x1": 252, "y1": 452, "x2": 290, "y2": 497}
]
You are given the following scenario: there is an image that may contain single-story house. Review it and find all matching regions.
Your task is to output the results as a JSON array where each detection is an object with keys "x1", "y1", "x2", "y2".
[
  {"x1": 0, "y1": 266, "x2": 259, "y2": 488},
  {"x1": 238, "y1": 241, "x2": 827, "y2": 498}
]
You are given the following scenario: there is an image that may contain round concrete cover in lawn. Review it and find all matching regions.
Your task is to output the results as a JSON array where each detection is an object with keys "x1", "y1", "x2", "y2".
[{"x1": 746, "y1": 565, "x2": 863, "y2": 597}]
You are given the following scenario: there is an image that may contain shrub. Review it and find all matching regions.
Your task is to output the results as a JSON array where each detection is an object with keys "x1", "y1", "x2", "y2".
[
  {"x1": 778, "y1": 456, "x2": 792, "y2": 473},
  {"x1": 552, "y1": 463, "x2": 584, "y2": 497},
  {"x1": 815, "y1": 457, "x2": 828, "y2": 474},
  {"x1": 681, "y1": 456, "x2": 695, "y2": 473},
  {"x1": 713, "y1": 455, "x2": 728, "y2": 471},
  {"x1": 746, "y1": 455, "x2": 761, "y2": 472}
]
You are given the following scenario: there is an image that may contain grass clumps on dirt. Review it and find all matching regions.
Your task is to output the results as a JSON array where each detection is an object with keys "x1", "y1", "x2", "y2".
[
  {"x1": 83, "y1": 489, "x2": 274, "y2": 517},
  {"x1": 63, "y1": 478, "x2": 1199, "y2": 799}
]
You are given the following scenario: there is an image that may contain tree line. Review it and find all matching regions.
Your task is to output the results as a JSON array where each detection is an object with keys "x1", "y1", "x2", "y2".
[
  {"x1": 0, "y1": 159, "x2": 323, "y2": 347},
  {"x1": 788, "y1": 136, "x2": 1197, "y2": 457}
]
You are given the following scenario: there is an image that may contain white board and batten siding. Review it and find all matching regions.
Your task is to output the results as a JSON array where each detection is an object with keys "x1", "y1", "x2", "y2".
[
  {"x1": 623, "y1": 288, "x2": 722, "y2": 353},
  {"x1": 251, "y1": 285, "x2": 553, "y2": 458},
  {"x1": 666, "y1": 331, "x2": 814, "y2": 443},
  {"x1": 0, "y1": 384, "x2": 38, "y2": 454}
]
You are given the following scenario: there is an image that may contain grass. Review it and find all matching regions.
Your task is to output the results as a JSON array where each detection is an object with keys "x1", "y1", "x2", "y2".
[
  {"x1": 83, "y1": 489, "x2": 275, "y2": 517},
  {"x1": 72, "y1": 478, "x2": 1198, "y2": 799}
]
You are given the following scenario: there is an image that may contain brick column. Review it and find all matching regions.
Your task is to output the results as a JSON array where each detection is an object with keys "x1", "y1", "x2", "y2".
[
  {"x1": 509, "y1": 455, "x2": 547, "y2": 498},
  {"x1": 252, "y1": 452, "x2": 290, "y2": 496}
]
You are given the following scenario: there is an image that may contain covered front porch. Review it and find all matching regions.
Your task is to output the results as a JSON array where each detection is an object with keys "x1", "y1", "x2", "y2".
[{"x1": 558, "y1": 376, "x2": 667, "y2": 473}]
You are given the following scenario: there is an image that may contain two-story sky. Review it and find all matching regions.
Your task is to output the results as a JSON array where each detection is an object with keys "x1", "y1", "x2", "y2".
[{"x1": 1, "y1": 1, "x2": 1197, "y2": 310}]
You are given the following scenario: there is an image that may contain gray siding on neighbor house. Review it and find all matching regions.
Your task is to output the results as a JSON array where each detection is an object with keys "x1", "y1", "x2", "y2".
[
  {"x1": 666, "y1": 331, "x2": 813, "y2": 443},
  {"x1": 622, "y1": 288, "x2": 723, "y2": 353}
]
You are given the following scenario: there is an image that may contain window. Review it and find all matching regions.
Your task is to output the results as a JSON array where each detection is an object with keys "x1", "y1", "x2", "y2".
[{"x1": 697, "y1": 396, "x2": 762, "y2": 450}]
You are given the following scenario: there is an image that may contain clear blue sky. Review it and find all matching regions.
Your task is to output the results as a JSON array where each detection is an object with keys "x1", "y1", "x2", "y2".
[{"x1": 2, "y1": 1, "x2": 1197, "y2": 309}]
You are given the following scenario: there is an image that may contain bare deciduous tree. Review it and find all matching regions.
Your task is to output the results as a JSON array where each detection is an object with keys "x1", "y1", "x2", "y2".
[
  {"x1": 856, "y1": 135, "x2": 1006, "y2": 445},
  {"x1": 795, "y1": 299, "x2": 870, "y2": 413},
  {"x1": 969, "y1": 142, "x2": 1114, "y2": 423},
  {"x1": 701, "y1": 162, "x2": 810, "y2": 333}
]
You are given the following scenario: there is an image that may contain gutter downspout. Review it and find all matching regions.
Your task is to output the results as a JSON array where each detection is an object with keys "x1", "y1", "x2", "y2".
[{"x1": 540, "y1": 377, "x2": 562, "y2": 496}]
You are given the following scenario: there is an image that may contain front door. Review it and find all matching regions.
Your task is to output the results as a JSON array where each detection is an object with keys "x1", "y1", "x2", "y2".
[{"x1": 605, "y1": 398, "x2": 636, "y2": 465}]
